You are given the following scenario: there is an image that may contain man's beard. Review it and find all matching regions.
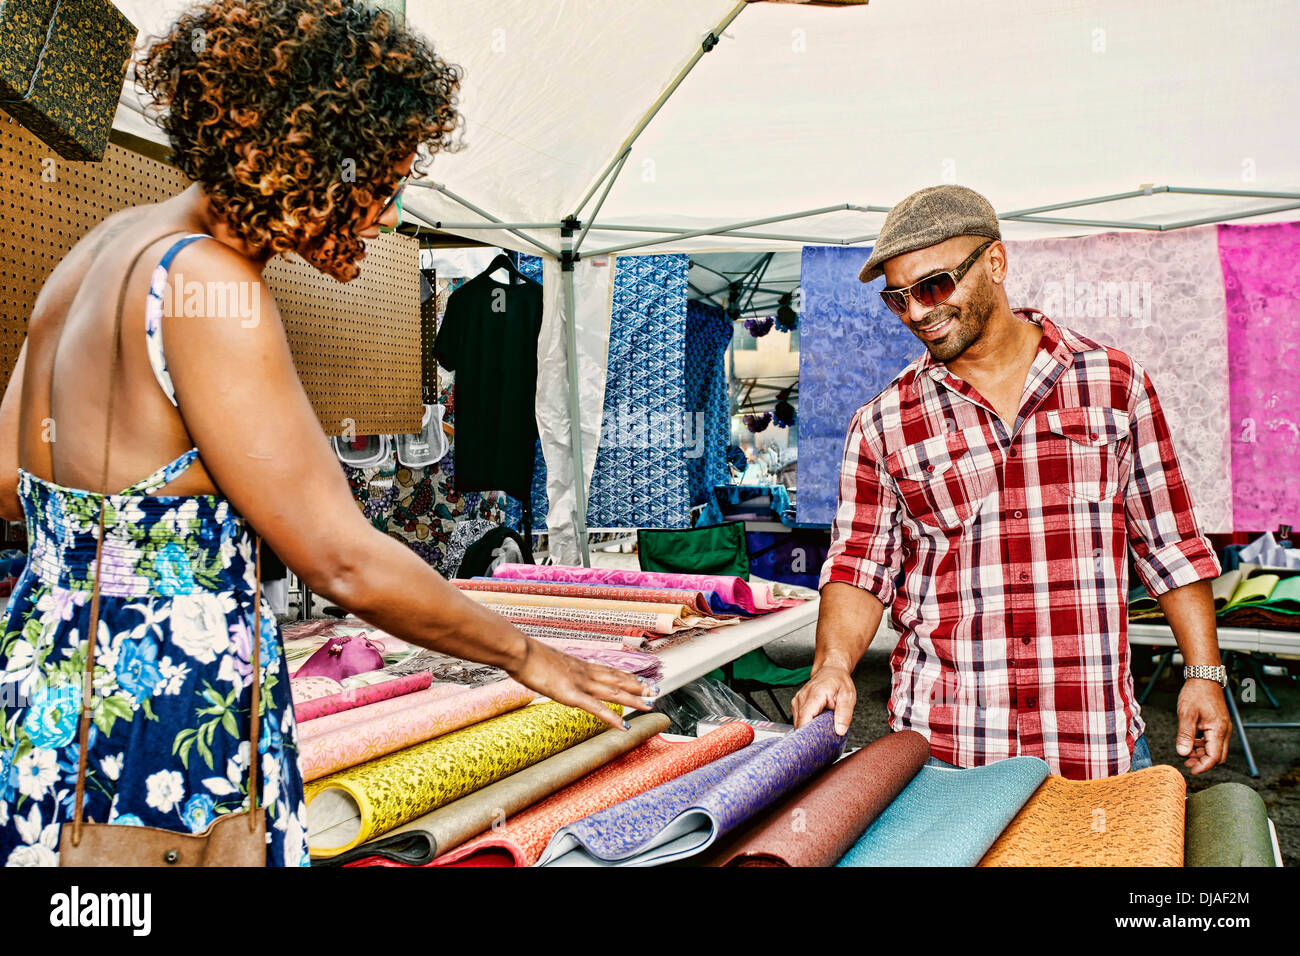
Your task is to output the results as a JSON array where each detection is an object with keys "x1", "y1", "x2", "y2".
[{"x1": 912, "y1": 278, "x2": 996, "y2": 363}]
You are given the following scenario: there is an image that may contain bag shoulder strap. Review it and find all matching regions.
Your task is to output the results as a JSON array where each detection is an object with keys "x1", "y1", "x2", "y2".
[{"x1": 69, "y1": 230, "x2": 264, "y2": 844}]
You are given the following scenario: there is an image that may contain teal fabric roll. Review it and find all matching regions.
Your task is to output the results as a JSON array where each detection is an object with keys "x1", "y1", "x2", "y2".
[
  {"x1": 837, "y1": 756, "x2": 1050, "y2": 867},
  {"x1": 1185, "y1": 783, "x2": 1277, "y2": 867}
]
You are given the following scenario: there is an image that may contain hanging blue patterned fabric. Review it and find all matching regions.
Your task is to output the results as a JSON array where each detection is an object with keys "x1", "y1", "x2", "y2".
[
  {"x1": 796, "y1": 246, "x2": 919, "y2": 525},
  {"x1": 514, "y1": 253, "x2": 692, "y2": 530},
  {"x1": 684, "y1": 300, "x2": 733, "y2": 508}
]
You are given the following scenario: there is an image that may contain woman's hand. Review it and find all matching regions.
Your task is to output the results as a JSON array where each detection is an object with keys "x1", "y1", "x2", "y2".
[{"x1": 510, "y1": 638, "x2": 659, "y2": 731}]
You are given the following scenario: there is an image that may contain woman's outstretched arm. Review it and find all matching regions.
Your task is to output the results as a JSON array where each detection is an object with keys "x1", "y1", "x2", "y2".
[{"x1": 162, "y1": 242, "x2": 653, "y2": 729}]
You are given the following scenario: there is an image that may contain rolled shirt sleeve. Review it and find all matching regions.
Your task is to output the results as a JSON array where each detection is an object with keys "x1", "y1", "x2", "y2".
[
  {"x1": 1123, "y1": 366, "x2": 1221, "y2": 597},
  {"x1": 819, "y1": 405, "x2": 903, "y2": 606}
]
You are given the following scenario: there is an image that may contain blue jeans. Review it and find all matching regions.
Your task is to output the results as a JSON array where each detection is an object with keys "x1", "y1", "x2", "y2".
[{"x1": 925, "y1": 733, "x2": 1153, "y2": 773}]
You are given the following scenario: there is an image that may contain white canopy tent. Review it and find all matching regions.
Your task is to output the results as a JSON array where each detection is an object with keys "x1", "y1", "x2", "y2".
[{"x1": 108, "y1": 0, "x2": 1300, "y2": 562}]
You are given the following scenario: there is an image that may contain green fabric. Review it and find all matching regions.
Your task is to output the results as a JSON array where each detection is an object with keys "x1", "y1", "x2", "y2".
[
  {"x1": 706, "y1": 649, "x2": 812, "y2": 688},
  {"x1": 638, "y1": 521, "x2": 750, "y2": 580},
  {"x1": 1185, "y1": 783, "x2": 1276, "y2": 867}
]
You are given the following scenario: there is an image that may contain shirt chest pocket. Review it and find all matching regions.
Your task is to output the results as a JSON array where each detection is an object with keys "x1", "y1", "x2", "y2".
[
  {"x1": 1042, "y1": 406, "x2": 1131, "y2": 502},
  {"x1": 885, "y1": 433, "x2": 997, "y2": 531}
]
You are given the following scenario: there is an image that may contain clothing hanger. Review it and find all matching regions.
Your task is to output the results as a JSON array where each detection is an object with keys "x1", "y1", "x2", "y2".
[{"x1": 479, "y1": 252, "x2": 528, "y2": 285}]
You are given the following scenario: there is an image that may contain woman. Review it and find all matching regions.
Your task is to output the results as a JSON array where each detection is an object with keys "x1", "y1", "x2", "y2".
[{"x1": 0, "y1": 0, "x2": 653, "y2": 866}]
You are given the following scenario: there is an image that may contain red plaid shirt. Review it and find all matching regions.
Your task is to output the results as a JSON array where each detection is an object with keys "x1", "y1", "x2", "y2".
[{"x1": 820, "y1": 309, "x2": 1220, "y2": 779}]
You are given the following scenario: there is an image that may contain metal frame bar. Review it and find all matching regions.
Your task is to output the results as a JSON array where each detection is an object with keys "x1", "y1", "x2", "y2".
[
  {"x1": 406, "y1": 186, "x2": 559, "y2": 258},
  {"x1": 585, "y1": 204, "x2": 868, "y2": 256},
  {"x1": 574, "y1": 150, "x2": 630, "y2": 253}
]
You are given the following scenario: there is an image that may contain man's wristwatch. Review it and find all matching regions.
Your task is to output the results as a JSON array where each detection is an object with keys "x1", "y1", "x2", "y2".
[{"x1": 1183, "y1": 664, "x2": 1228, "y2": 688}]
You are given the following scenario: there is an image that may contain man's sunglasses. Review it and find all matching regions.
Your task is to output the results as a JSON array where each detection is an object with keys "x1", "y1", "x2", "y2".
[{"x1": 879, "y1": 241, "x2": 993, "y2": 317}]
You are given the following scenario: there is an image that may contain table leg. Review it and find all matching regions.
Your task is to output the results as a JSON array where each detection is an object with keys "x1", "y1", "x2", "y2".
[
  {"x1": 1222, "y1": 679, "x2": 1260, "y2": 778},
  {"x1": 1245, "y1": 655, "x2": 1281, "y2": 709}
]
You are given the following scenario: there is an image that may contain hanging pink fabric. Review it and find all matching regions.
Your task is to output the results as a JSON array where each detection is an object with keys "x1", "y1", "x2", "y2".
[
  {"x1": 489, "y1": 564, "x2": 800, "y2": 614},
  {"x1": 1002, "y1": 226, "x2": 1232, "y2": 533},
  {"x1": 295, "y1": 672, "x2": 435, "y2": 724},
  {"x1": 1217, "y1": 221, "x2": 1300, "y2": 532}
]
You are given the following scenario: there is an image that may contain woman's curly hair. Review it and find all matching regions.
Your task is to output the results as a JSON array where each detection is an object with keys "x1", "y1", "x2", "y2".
[{"x1": 136, "y1": 0, "x2": 462, "y2": 281}]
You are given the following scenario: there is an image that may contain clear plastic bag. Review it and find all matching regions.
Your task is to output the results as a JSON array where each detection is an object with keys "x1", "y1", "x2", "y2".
[{"x1": 654, "y1": 676, "x2": 769, "y2": 737}]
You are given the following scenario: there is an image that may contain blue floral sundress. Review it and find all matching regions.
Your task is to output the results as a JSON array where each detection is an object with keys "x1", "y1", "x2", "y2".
[{"x1": 0, "y1": 234, "x2": 308, "y2": 866}]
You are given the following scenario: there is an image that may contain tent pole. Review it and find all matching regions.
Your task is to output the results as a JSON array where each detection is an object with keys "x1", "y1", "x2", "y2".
[
  {"x1": 560, "y1": 223, "x2": 592, "y2": 567},
  {"x1": 410, "y1": 187, "x2": 559, "y2": 258},
  {"x1": 585, "y1": 203, "x2": 866, "y2": 256},
  {"x1": 570, "y1": 0, "x2": 750, "y2": 222},
  {"x1": 574, "y1": 150, "x2": 630, "y2": 254}
]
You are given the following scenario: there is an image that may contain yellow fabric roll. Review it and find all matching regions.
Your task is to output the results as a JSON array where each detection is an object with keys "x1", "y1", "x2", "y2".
[
  {"x1": 979, "y1": 765, "x2": 1185, "y2": 867},
  {"x1": 304, "y1": 701, "x2": 613, "y2": 858}
]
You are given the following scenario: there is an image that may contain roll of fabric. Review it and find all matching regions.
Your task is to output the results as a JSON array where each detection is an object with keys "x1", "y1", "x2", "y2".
[
  {"x1": 491, "y1": 563, "x2": 801, "y2": 614},
  {"x1": 295, "y1": 672, "x2": 435, "y2": 724},
  {"x1": 452, "y1": 578, "x2": 729, "y2": 618},
  {"x1": 482, "y1": 603, "x2": 688, "y2": 634},
  {"x1": 304, "y1": 701, "x2": 613, "y2": 858},
  {"x1": 515, "y1": 622, "x2": 654, "y2": 649},
  {"x1": 419, "y1": 720, "x2": 756, "y2": 868},
  {"x1": 540, "y1": 713, "x2": 845, "y2": 867},
  {"x1": 297, "y1": 681, "x2": 472, "y2": 742},
  {"x1": 704, "y1": 730, "x2": 930, "y2": 867},
  {"x1": 290, "y1": 675, "x2": 344, "y2": 705},
  {"x1": 1185, "y1": 782, "x2": 1277, "y2": 867},
  {"x1": 299, "y1": 680, "x2": 537, "y2": 782},
  {"x1": 324, "y1": 715, "x2": 670, "y2": 866},
  {"x1": 837, "y1": 757, "x2": 1050, "y2": 867},
  {"x1": 979, "y1": 765, "x2": 1185, "y2": 867}
]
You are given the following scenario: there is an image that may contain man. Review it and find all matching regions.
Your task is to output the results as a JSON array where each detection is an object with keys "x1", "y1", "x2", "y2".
[{"x1": 793, "y1": 185, "x2": 1230, "y2": 779}]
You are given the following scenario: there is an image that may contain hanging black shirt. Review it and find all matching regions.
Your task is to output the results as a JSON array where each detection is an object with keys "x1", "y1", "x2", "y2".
[{"x1": 433, "y1": 272, "x2": 543, "y2": 500}]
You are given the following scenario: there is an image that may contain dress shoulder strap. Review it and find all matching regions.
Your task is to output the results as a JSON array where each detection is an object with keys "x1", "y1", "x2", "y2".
[{"x1": 144, "y1": 233, "x2": 212, "y2": 406}]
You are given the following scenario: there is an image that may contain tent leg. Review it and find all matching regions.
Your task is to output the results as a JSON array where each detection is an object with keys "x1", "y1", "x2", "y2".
[{"x1": 562, "y1": 227, "x2": 592, "y2": 567}]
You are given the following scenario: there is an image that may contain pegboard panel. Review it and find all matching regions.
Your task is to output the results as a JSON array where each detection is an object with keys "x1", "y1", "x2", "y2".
[
  {"x1": 264, "y1": 236, "x2": 422, "y2": 437},
  {"x1": 0, "y1": 109, "x2": 422, "y2": 436}
]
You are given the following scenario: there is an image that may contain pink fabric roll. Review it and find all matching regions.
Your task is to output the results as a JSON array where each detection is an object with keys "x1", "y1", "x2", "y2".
[
  {"x1": 296, "y1": 672, "x2": 435, "y2": 724},
  {"x1": 298, "y1": 681, "x2": 468, "y2": 741},
  {"x1": 450, "y1": 578, "x2": 728, "y2": 618},
  {"x1": 490, "y1": 564, "x2": 801, "y2": 614},
  {"x1": 297, "y1": 680, "x2": 537, "y2": 782}
]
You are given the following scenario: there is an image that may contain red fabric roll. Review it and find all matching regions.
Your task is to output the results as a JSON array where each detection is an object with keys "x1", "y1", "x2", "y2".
[{"x1": 295, "y1": 672, "x2": 434, "y2": 724}]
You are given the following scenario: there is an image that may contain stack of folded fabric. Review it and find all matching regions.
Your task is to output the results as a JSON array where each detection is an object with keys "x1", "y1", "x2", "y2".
[{"x1": 1217, "y1": 567, "x2": 1300, "y2": 629}]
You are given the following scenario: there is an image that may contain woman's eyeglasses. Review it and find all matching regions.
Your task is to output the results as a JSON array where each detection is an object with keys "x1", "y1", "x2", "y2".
[
  {"x1": 379, "y1": 174, "x2": 409, "y2": 218},
  {"x1": 879, "y1": 241, "x2": 993, "y2": 317}
]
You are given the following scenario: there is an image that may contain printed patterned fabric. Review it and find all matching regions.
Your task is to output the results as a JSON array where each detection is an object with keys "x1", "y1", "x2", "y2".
[
  {"x1": 305, "y1": 701, "x2": 613, "y2": 858},
  {"x1": 0, "y1": 466, "x2": 308, "y2": 866},
  {"x1": 705, "y1": 730, "x2": 930, "y2": 867},
  {"x1": 295, "y1": 673, "x2": 434, "y2": 724},
  {"x1": 353, "y1": 648, "x2": 509, "y2": 689},
  {"x1": 1217, "y1": 222, "x2": 1300, "y2": 532},
  {"x1": 798, "y1": 230, "x2": 1236, "y2": 533},
  {"x1": 540, "y1": 714, "x2": 845, "y2": 867},
  {"x1": 481, "y1": 603, "x2": 696, "y2": 635},
  {"x1": 1185, "y1": 782, "x2": 1277, "y2": 867},
  {"x1": 586, "y1": 254, "x2": 692, "y2": 529},
  {"x1": 533, "y1": 639, "x2": 663, "y2": 683},
  {"x1": 837, "y1": 757, "x2": 1050, "y2": 867},
  {"x1": 461, "y1": 589, "x2": 713, "y2": 621},
  {"x1": 979, "y1": 765, "x2": 1185, "y2": 867},
  {"x1": 451, "y1": 578, "x2": 727, "y2": 618},
  {"x1": 1002, "y1": 226, "x2": 1232, "y2": 532},
  {"x1": 332, "y1": 714, "x2": 669, "y2": 866},
  {"x1": 797, "y1": 245, "x2": 919, "y2": 525},
  {"x1": 291, "y1": 676, "x2": 345, "y2": 705},
  {"x1": 514, "y1": 621, "x2": 655, "y2": 649},
  {"x1": 491, "y1": 563, "x2": 801, "y2": 614},
  {"x1": 429, "y1": 720, "x2": 756, "y2": 868},
  {"x1": 297, "y1": 682, "x2": 465, "y2": 741},
  {"x1": 685, "y1": 300, "x2": 734, "y2": 507},
  {"x1": 298, "y1": 681, "x2": 536, "y2": 783}
]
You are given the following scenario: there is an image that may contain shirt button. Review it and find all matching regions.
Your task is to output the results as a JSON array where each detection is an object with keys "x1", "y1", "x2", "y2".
[
  {"x1": 1008, "y1": 659, "x2": 1016, "y2": 668},
  {"x1": 1090, "y1": 433, "x2": 1099, "y2": 441},
  {"x1": 926, "y1": 464, "x2": 935, "y2": 473},
  {"x1": 1013, "y1": 510, "x2": 1023, "y2": 519},
  {"x1": 1021, "y1": 636, "x2": 1031, "y2": 645},
  {"x1": 1019, "y1": 571, "x2": 1029, "y2": 581},
  {"x1": 1026, "y1": 697, "x2": 1037, "y2": 708},
  {"x1": 1008, "y1": 448, "x2": 1018, "y2": 457}
]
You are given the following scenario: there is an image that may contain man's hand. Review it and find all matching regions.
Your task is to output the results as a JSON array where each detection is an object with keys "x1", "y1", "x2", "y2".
[
  {"x1": 1175, "y1": 678, "x2": 1231, "y2": 773},
  {"x1": 792, "y1": 665, "x2": 856, "y2": 735}
]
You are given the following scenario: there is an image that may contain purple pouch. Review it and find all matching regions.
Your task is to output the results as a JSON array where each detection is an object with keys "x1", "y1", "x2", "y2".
[{"x1": 292, "y1": 634, "x2": 387, "y2": 681}]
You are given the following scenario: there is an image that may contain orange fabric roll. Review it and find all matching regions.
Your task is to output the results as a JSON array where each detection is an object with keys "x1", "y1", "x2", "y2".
[{"x1": 979, "y1": 765, "x2": 1185, "y2": 867}]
